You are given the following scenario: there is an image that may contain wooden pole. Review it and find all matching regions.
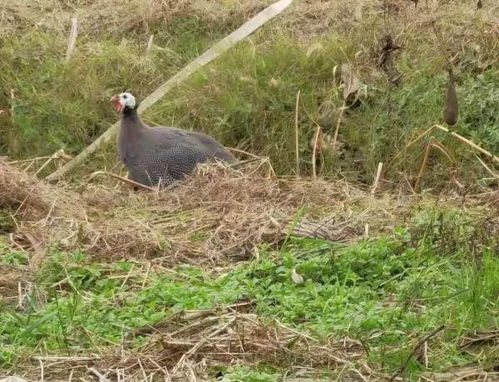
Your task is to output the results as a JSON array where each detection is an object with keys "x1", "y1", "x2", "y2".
[{"x1": 47, "y1": 0, "x2": 294, "y2": 181}]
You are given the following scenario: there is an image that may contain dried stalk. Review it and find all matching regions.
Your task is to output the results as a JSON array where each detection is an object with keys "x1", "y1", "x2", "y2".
[
  {"x1": 414, "y1": 139, "x2": 433, "y2": 192},
  {"x1": 390, "y1": 325, "x2": 445, "y2": 382},
  {"x1": 146, "y1": 34, "x2": 154, "y2": 54},
  {"x1": 88, "y1": 171, "x2": 156, "y2": 191},
  {"x1": 311, "y1": 125, "x2": 321, "y2": 178},
  {"x1": 370, "y1": 162, "x2": 383, "y2": 194},
  {"x1": 429, "y1": 137, "x2": 456, "y2": 164},
  {"x1": 386, "y1": 126, "x2": 436, "y2": 169},
  {"x1": 65, "y1": 16, "x2": 78, "y2": 62},
  {"x1": 475, "y1": 155, "x2": 499, "y2": 179},
  {"x1": 34, "y1": 150, "x2": 69, "y2": 176},
  {"x1": 434, "y1": 124, "x2": 499, "y2": 164},
  {"x1": 295, "y1": 89, "x2": 301, "y2": 177},
  {"x1": 331, "y1": 103, "x2": 346, "y2": 158},
  {"x1": 388, "y1": 124, "x2": 499, "y2": 177}
]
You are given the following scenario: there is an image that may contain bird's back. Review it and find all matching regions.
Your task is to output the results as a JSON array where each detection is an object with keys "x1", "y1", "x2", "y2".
[{"x1": 127, "y1": 126, "x2": 234, "y2": 186}]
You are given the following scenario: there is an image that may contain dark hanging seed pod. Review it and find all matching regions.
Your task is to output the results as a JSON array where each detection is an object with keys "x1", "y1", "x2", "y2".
[{"x1": 443, "y1": 68, "x2": 459, "y2": 126}]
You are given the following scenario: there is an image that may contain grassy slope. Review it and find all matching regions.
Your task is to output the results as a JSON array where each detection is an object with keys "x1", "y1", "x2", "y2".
[{"x1": 0, "y1": 0, "x2": 497, "y2": 187}]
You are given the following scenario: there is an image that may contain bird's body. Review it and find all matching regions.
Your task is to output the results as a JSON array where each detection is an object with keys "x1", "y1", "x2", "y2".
[{"x1": 113, "y1": 93, "x2": 235, "y2": 187}]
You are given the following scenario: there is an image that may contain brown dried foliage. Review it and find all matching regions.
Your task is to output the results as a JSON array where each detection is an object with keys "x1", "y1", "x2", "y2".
[{"x1": 22, "y1": 305, "x2": 367, "y2": 381}]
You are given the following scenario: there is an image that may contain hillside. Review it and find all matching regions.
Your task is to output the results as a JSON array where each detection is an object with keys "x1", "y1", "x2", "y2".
[{"x1": 0, "y1": 0, "x2": 498, "y2": 381}]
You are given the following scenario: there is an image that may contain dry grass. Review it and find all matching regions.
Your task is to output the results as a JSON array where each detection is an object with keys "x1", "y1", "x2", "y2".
[
  {"x1": 2, "y1": 157, "x2": 497, "y2": 267},
  {"x1": 1, "y1": 158, "x2": 400, "y2": 268},
  {"x1": 19, "y1": 303, "x2": 370, "y2": 381},
  {"x1": 0, "y1": 157, "x2": 78, "y2": 221},
  {"x1": 0, "y1": 0, "x2": 273, "y2": 38}
]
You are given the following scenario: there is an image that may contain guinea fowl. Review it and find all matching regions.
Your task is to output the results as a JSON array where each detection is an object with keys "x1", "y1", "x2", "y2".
[{"x1": 111, "y1": 92, "x2": 235, "y2": 187}]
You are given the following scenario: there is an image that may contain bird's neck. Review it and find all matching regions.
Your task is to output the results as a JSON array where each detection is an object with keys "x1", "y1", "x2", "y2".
[{"x1": 118, "y1": 108, "x2": 146, "y2": 160}]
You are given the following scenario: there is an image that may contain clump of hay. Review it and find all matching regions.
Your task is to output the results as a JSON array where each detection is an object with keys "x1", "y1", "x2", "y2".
[
  {"x1": 0, "y1": 157, "x2": 54, "y2": 220},
  {"x1": 22, "y1": 304, "x2": 365, "y2": 381},
  {"x1": 3, "y1": 158, "x2": 495, "y2": 271},
  {"x1": 0, "y1": 157, "x2": 81, "y2": 221},
  {"x1": 1, "y1": 158, "x2": 377, "y2": 269},
  {"x1": 67, "y1": 161, "x2": 380, "y2": 265}
]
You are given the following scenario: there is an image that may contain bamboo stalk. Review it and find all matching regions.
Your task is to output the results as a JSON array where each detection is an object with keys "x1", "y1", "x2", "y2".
[
  {"x1": 47, "y1": 0, "x2": 294, "y2": 181},
  {"x1": 294, "y1": 89, "x2": 301, "y2": 178},
  {"x1": 65, "y1": 16, "x2": 78, "y2": 62}
]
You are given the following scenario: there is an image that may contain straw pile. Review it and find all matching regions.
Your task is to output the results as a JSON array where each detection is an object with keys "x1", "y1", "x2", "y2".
[
  {"x1": 2, "y1": 157, "x2": 497, "y2": 271},
  {"x1": 23, "y1": 304, "x2": 369, "y2": 381}
]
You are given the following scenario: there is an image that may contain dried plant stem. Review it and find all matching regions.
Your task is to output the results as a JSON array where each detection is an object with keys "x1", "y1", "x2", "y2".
[
  {"x1": 34, "y1": 150, "x2": 68, "y2": 176},
  {"x1": 227, "y1": 147, "x2": 263, "y2": 159},
  {"x1": 311, "y1": 125, "x2": 321, "y2": 178},
  {"x1": 9, "y1": 155, "x2": 60, "y2": 164},
  {"x1": 172, "y1": 317, "x2": 236, "y2": 375},
  {"x1": 146, "y1": 34, "x2": 154, "y2": 54},
  {"x1": 65, "y1": 16, "x2": 78, "y2": 62},
  {"x1": 387, "y1": 126, "x2": 435, "y2": 169},
  {"x1": 371, "y1": 162, "x2": 383, "y2": 194},
  {"x1": 414, "y1": 140, "x2": 433, "y2": 192},
  {"x1": 429, "y1": 140, "x2": 455, "y2": 165},
  {"x1": 434, "y1": 124, "x2": 499, "y2": 164},
  {"x1": 88, "y1": 171, "x2": 156, "y2": 191},
  {"x1": 475, "y1": 155, "x2": 499, "y2": 179},
  {"x1": 331, "y1": 103, "x2": 346, "y2": 158},
  {"x1": 388, "y1": 124, "x2": 499, "y2": 174},
  {"x1": 390, "y1": 325, "x2": 445, "y2": 382},
  {"x1": 295, "y1": 90, "x2": 301, "y2": 177}
]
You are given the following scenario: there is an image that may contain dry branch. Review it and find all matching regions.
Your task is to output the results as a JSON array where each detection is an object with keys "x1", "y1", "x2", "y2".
[{"x1": 46, "y1": 0, "x2": 294, "y2": 181}]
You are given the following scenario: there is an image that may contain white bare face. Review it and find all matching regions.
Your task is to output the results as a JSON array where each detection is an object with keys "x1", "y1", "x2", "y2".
[{"x1": 111, "y1": 92, "x2": 136, "y2": 113}]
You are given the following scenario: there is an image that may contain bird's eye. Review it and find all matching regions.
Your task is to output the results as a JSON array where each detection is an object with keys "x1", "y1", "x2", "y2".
[{"x1": 123, "y1": 94, "x2": 128, "y2": 99}]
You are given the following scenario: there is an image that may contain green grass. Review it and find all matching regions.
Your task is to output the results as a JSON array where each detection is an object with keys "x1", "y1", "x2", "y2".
[{"x1": 1, "y1": 209, "x2": 497, "y2": 379}]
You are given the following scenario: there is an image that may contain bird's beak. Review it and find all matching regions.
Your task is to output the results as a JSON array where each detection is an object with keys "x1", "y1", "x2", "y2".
[{"x1": 110, "y1": 95, "x2": 124, "y2": 113}]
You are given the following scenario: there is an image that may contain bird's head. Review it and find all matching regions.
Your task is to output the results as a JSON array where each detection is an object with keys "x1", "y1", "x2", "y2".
[{"x1": 111, "y1": 92, "x2": 137, "y2": 113}]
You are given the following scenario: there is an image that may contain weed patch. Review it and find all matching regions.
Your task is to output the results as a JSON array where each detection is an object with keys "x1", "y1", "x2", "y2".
[{"x1": 1, "y1": 216, "x2": 497, "y2": 379}]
